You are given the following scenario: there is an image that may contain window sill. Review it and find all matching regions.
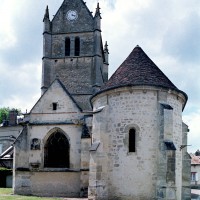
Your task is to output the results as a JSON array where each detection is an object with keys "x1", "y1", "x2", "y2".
[
  {"x1": 39, "y1": 168, "x2": 80, "y2": 172},
  {"x1": 127, "y1": 152, "x2": 136, "y2": 155}
]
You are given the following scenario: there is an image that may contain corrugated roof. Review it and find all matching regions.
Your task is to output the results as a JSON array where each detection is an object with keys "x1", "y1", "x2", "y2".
[{"x1": 100, "y1": 46, "x2": 186, "y2": 97}]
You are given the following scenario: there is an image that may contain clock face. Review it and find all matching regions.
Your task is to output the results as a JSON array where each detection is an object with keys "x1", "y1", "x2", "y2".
[{"x1": 66, "y1": 10, "x2": 78, "y2": 21}]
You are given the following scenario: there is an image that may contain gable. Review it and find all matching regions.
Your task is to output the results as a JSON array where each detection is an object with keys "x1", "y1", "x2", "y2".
[
  {"x1": 31, "y1": 79, "x2": 81, "y2": 114},
  {"x1": 52, "y1": 0, "x2": 94, "y2": 33}
]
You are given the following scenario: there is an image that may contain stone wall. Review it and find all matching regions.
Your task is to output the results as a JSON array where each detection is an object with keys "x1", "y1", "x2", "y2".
[
  {"x1": 42, "y1": 0, "x2": 107, "y2": 110},
  {"x1": 52, "y1": 0, "x2": 94, "y2": 34},
  {"x1": 181, "y1": 123, "x2": 191, "y2": 200},
  {"x1": 89, "y1": 86, "x2": 186, "y2": 200},
  {"x1": 80, "y1": 138, "x2": 91, "y2": 196},
  {"x1": 167, "y1": 93, "x2": 184, "y2": 199},
  {"x1": 14, "y1": 171, "x2": 80, "y2": 197},
  {"x1": 13, "y1": 79, "x2": 91, "y2": 197},
  {"x1": 14, "y1": 123, "x2": 90, "y2": 196}
]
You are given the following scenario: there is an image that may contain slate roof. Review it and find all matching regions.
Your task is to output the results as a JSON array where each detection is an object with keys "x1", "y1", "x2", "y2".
[{"x1": 99, "y1": 46, "x2": 187, "y2": 100}]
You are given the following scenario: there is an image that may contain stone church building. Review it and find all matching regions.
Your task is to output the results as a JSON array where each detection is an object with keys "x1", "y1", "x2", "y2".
[{"x1": 13, "y1": 0, "x2": 191, "y2": 199}]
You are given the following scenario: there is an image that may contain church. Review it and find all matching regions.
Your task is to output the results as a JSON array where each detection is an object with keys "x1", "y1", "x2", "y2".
[{"x1": 13, "y1": 0, "x2": 191, "y2": 199}]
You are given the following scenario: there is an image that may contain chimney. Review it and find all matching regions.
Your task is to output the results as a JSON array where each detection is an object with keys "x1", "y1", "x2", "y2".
[{"x1": 9, "y1": 110, "x2": 18, "y2": 126}]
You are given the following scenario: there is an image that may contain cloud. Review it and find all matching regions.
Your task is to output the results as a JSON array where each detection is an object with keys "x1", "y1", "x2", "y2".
[
  {"x1": 0, "y1": 1, "x2": 18, "y2": 49},
  {"x1": 0, "y1": 0, "x2": 200, "y2": 151},
  {"x1": 99, "y1": 0, "x2": 200, "y2": 114},
  {"x1": 162, "y1": 13, "x2": 200, "y2": 64},
  {"x1": 0, "y1": 61, "x2": 41, "y2": 112},
  {"x1": 0, "y1": 2, "x2": 44, "y2": 67},
  {"x1": 183, "y1": 110, "x2": 200, "y2": 153}
]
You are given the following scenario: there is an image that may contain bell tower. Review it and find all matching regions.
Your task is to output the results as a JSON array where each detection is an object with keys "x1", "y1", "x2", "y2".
[{"x1": 41, "y1": 0, "x2": 109, "y2": 110}]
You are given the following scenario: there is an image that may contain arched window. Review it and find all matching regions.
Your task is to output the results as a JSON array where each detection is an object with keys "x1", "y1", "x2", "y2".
[
  {"x1": 44, "y1": 131, "x2": 69, "y2": 168},
  {"x1": 129, "y1": 128, "x2": 136, "y2": 152},
  {"x1": 65, "y1": 37, "x2": 70, "y2": 56},
  {"x1": 75, "y1": 37, "x2": 80, "y2": 56}
]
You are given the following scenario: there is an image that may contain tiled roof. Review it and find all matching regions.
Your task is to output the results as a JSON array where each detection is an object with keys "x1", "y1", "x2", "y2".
[
  {"x1": 100, "y1": 46, "x2": 185, "y2": 96},
  {"x1": 191, "y1": 153, "x2": 200, "y2": 165}
]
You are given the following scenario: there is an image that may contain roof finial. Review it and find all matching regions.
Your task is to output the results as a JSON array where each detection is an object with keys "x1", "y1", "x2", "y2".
[
  {"x1": 43, "y1": 5, "x2": 49, "y2": 22},
  {"x1": 104, "y1": 41, "x2": 109, "y2": 53},
  {"x1": 95, "y1": 2, "x2": 101, "y2": 18}
]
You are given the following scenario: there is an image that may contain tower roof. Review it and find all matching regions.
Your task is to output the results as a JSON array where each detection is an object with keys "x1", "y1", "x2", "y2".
[
  {"x1": 95, "y1": 3, "x2": 102, "y2": 19},
  {"x1": 43, "y1": 5, "x2": 49, "y2": 22},
  {"x1": 100, "y1": 46, "x2": 187, "y2": 97}
]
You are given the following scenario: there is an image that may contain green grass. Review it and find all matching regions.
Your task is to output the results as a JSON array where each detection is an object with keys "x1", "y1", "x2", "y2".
[
  {"x1": 0, "y1": 188, "x2": 62, "y2": 200},
  {"x1": 0, "y1": 197, "x2": 60, "y2": 200},
  {"x1": 0, "y1": 188, "x2": 12, "y2": 195}
]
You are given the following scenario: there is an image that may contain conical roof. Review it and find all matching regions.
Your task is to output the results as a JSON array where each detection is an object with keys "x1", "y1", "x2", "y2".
[{"x1": 100, "y1": 46, "x2": 186, "y2": 97}]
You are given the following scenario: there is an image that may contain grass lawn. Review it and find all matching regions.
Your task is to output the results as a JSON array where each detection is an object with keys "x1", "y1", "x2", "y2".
[{"x1": 0, "y1": 188, "x2": 61, "y2": 200}]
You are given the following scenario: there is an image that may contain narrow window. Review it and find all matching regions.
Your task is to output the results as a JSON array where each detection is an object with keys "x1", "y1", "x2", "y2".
[
  {"x1": 75, "y1": 37, "x2": 80, "y2": 56},
  {"x1": 65, "y1": 37, "x2": 70, "y2": 56},
  {"x1": 44, "y1": 132, "x2": 70, "y2": 168},
  {"x1": 191, "y1": 172, "x2": 198, "y2": 182},
  {"x1": 52, "y1": 103, "x2": 57, "y2": 110},
  {"x1": 129, "y1": 129, "x2": 136, "y2": 152}
]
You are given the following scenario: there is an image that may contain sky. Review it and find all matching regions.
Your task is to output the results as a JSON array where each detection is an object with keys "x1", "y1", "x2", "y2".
[{"x1": 0, "y1": 0, "x2": 200, "y2": 152}]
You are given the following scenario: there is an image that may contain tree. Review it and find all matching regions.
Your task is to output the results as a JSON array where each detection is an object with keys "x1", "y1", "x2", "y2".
[{"x1": 0, "y1": 107, "x2": 21, "y2": 124}]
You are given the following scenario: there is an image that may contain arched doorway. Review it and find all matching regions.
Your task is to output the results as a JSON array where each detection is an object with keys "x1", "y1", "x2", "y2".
[{"x1": 44, "y1": 131, "x2": 69, "y2": 168}]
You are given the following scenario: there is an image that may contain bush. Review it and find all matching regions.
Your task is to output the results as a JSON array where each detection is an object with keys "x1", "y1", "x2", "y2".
[{"x1": 0, "y1": 167, "x2": 12, "y2": 171}]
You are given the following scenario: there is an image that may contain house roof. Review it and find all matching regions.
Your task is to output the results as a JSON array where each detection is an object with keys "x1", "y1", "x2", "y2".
[
  {"x1": 191, "y1": 153, "x2": 200, "y2": 165},
  {"x1": 98, "y1": 46, "x2": 187, "y2": 102}
]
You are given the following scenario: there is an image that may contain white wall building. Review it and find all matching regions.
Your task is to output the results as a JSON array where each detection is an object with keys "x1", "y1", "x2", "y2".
[{"x1": 191, "y1": 151, "x2": 200, "y2": 186}]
